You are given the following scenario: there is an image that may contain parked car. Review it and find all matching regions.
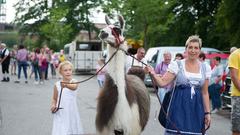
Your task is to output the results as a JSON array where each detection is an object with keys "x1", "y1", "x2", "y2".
[
  {"x1": 144, "y1": 46, "x2": 222, "y2": 87},
  {"x1": 205, "y1": 53, "x2": 229, "y2": 69},
  {"x1": 221, "y1": 76, "x2": 232, "y2": 109}
]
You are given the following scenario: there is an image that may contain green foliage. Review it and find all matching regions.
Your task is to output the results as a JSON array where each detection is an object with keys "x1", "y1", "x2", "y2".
[
  {"x1": 14, "y1": 0, "x2": 102, "y2": 50},
  {"x1": 0, "y1": 32, "x2": 18, "y2": 48},
  {"x1": 22, "y1": 36, "x2": 38, "y2": 50},
  {"x1": 215, "y1": 0, "x2": 240, "y2": 49},
  {"x1": 102, "y1": 0, "x2": 175, "y2": 48},
  {"x1": 13, "y1": 0, "x2": 239, "y2": 51},
  {"x1": 101, "y1": 0, "x2": 231, "y2": 50},
  {"x1": 39, "y1": 7, "x2": 73, "y2": 49}
]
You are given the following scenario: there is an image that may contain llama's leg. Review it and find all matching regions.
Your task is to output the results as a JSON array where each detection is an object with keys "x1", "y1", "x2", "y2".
[
  {"x1": 126, "y1": 75, "x2": 150, "y2": 131},
  {"x1": 114, "y1": 129, "x2": 124, "y2": 135}
]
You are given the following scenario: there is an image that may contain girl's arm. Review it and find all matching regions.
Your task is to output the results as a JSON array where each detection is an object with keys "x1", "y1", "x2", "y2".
[
  {"x1": 51, "y1": 85, "x2": 58, "y2": 113},
  {"x1": 201, "y1": 79, "x2": 211, "y2": 128},
  {"x1": 61, "y1": 80, "x2": 79, "y2": 91}
]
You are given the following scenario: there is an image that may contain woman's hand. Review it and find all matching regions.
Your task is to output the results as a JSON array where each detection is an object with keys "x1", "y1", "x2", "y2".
[
  {"x1": 144, "y1": 66, "x2": 155, "y2": 75},
  {"x1": 204, "y1": 113, "x2": 211, "y2": 130}
]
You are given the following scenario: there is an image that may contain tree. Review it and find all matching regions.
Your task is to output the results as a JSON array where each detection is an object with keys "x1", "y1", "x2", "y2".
[
  {"x1": 215, "y1": 0, "x2": 240, "y2": 49},
  {"x1": 102, "y1": 0, "x2": 174, "y2": 49},
  {"x1": 39, "y1": 7, "x2": 73, "y2": 50},
  {"x1": 101, "y1": 0, "x2": 222, "y2": 49},
  {"x1": 14, "y1": 0, "x2": 102, "y2": 50}
]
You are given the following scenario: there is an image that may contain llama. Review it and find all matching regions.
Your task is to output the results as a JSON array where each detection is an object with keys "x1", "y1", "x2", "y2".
[{"x1": 96, "y1": 15, "x2": 150, "y2": 135}]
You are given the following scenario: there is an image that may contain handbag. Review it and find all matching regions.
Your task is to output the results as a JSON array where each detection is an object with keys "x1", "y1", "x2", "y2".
[
  {"x1": 158, "y1": 90, "x2": 172, "y2": 128},
  {"x1": 158, "y1": 79, "x2": 177, "y2": 128},
  {"x1": 157, "y1": 60, "x2": 180, "y2": 128}
]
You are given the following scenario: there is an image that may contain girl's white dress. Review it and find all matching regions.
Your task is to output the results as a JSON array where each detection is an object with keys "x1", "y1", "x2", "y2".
[{"x1": 52, "y1": 80, "x2": 84, "y2": 135}]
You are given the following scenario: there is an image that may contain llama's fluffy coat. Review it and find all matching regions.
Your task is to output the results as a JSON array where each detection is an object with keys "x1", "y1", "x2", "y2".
[{"x1": 96, "y1": 15, "x2": 150, "y2": 135}]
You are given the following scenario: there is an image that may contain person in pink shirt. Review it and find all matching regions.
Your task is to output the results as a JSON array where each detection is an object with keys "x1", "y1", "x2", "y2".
[
  {"x1": 39, "y1": 48, "x2": 48, "y2": 84},
  {"x1": 50, "y1": 50, "x2": 58, "y2": 79},
  {"x1": 15, "y1": 44, "x2": 28, "y2": 83},
  {"x1": 155, "y1": 51, "x2": 172, "y2": 102},
  {"x1": 30, "y1": 48, "x2": 41, "y2": 84},
  {"x1": 96, "y1": 58, "x2": 106, "y2": 88}
]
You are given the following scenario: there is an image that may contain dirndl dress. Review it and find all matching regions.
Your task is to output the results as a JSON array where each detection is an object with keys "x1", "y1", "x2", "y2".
[{"x1": 165, "y1": 60, "x2": 208, "y2": 135}]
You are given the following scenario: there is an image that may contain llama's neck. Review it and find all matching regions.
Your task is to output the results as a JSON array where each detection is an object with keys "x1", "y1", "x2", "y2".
[{"x1": 107, "y1": 45, "x2": 126, "y2": 95}]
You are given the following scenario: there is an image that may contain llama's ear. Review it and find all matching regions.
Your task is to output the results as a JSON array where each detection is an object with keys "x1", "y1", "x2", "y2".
[
  {"x1": 118, "y1": 15, "x2": 125, "y2": 29},
  {"x1": 105, "y1": 15, "x2": 111, "y2": 25}
]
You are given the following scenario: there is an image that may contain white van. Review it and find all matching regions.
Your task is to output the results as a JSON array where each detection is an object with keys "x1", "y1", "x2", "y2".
[
  {"x1": 144, "y1": 46, "x2": 222, "y2": 86},
  {"x1": 64, "y1": 40, "x2": 103, "y2": 73}
]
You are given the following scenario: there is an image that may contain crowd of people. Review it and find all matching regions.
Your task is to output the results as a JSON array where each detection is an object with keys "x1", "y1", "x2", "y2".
[
  {"x1": 1, "y1": 38, "x2": 239, "y2": 135},
  {"x1": 0, "y1": 43, "x2": 66, "y2": 84}
]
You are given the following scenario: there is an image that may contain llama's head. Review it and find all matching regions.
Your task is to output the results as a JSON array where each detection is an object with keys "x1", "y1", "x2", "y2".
[{"x1": 99, "y1": 15, "x2": 125, "y2": 48}]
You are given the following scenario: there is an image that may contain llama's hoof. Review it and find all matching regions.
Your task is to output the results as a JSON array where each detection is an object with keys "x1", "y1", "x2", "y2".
[{"x1": 114, "y1": 129, "x2": 124, "y2": 135}]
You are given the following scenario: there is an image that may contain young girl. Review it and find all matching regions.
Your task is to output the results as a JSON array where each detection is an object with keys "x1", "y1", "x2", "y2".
[
  {"x1": 51, "y1": 61, "x2": 83, "y2": 135},
  {"x1": 96, "y1": 58, "x2": 106, "y2": 88}
]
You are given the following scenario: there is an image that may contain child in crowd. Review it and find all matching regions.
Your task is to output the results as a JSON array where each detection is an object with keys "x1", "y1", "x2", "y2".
[
  {"x1": 51, "y1": 61, "x2": 83, "y2": 135},
  {"x1": 96, "y1": 58, "x2": 106, "y2": 88}
]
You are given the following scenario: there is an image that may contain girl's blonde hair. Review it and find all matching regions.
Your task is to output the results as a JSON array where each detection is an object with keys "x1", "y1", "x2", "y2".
[
  {"x1": 58, "y1": 61, "x2": 74, "y2": 74},
  {"x1": 185, "y1": 35, "x2": 202, "y2": 48}
]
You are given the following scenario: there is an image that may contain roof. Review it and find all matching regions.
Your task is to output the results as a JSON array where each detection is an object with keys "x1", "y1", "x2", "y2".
[{"x1": 205, "y1": 53, "x2": 229, "y2": 59}]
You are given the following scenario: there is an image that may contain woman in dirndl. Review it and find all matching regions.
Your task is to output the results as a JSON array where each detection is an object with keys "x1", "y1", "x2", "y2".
[{"x1": 145, "y1": 35, "x2": 211, "y2": 135}]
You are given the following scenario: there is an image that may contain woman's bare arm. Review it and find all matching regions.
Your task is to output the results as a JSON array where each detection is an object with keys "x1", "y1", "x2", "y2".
[
  {"x1": 230, "y1": 68, "x2": 240, "y2": 91},
  {"x1": 201, "y1": 79, "x2": 211, "y2": 127},
  {"x1": 146, "y1": 66, "x2": 176, "y2": 87}
]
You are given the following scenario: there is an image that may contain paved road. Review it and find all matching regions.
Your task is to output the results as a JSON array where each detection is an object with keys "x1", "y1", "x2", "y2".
[{"x1": 0, "y1": 75, "x2": 231, "y2": 135}]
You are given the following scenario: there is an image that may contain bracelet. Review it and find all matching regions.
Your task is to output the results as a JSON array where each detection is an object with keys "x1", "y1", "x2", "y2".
[{"x1": 204, "y1": 112, "x2": 211, "y2": 115}]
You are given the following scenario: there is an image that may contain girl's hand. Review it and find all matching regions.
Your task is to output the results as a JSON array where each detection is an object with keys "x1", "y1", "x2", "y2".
[
  {"x1": 61, "y1": 82, "x2": 67, "y2": 88},
  {"x1": 204, "y1": 113, "x2": 211, "y2": 130},
  {"x1": 51, "y1": 104, "x2": 57, "y2": 113}
]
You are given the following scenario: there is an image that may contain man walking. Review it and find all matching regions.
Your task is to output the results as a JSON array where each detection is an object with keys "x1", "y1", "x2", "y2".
[{"x1": 0, "y1": 43, "x2": 10, "y2": 82}]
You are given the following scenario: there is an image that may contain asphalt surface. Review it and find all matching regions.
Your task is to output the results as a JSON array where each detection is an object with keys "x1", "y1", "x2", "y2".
[{"x1": 0, "y1": 74, "x2": 231, "y2": 135}]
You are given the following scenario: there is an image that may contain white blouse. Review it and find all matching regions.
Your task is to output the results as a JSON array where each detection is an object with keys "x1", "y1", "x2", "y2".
[{"x1": 168, "y1": 59, "x2": 211, "y2": 79}]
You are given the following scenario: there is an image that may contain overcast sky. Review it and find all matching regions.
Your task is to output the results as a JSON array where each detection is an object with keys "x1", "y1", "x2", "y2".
[{"x1": 5, "y1": 0, "x2": 17, "y2": 23}]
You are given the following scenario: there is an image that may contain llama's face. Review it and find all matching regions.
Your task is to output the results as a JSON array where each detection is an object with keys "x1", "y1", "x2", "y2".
[{"x1": 99, "y1": 15, "x2": 125, "y2": 48}]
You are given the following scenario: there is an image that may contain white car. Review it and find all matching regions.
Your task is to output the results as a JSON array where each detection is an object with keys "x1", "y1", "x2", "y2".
[{"x1": 144, "y1": 46, "x2": 222, "y2": 87}]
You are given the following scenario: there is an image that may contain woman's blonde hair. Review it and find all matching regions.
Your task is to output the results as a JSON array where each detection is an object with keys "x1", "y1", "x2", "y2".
[
  {"x1": 185, "y1": 35, "x2": 202, "y2": 48},
  {"x1": 58, "y1": 61, "x2": 74, "y2": 74}
]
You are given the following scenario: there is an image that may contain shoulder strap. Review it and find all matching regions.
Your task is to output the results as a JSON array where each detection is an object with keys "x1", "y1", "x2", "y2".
[
  {"x1": 160, "y1": 61, "x2": 163, "y2": 71},
  {"x1": 167, "y1": 60, "x2": 181, "y2": 113},
  {"x1": 2, "y1": 48, "x2": 6, "y2": 55},
  {"x1": 201, "y1": 62, "x2": 206, "y2": 79}
]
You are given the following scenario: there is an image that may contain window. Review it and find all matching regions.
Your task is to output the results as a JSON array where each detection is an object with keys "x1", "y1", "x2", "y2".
[
  {"x1": 78, "y1": 44, "x2": 89, "y2": 50},
  {"x1": 76, "y1": 41, "x2": 102, "y2": 51},
  {"x1": 64, "y1": 46, "x2": 69, "y2": 54}
]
